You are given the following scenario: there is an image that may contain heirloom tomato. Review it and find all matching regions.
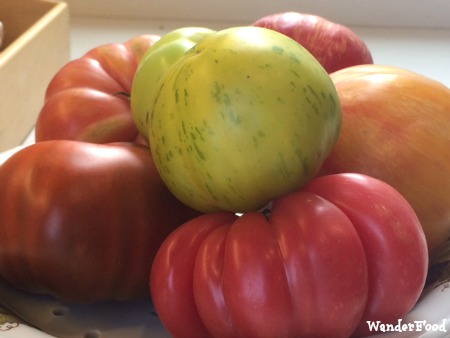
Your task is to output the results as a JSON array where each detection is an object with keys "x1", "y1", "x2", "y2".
[
  {"x1": 150, "y1": 173, "x2": 428, "y2": 338},
  {"x1": 321, "y1": 64, "x2": 450, "y2": 257},
  {"x1": 131, "y1": 27, "x2": 216, "y2": 139},
  {"x1": 35, "y1": 35, "x2": 160, "y2": 144},
  {"x1": 252, "y1": 11, "x2": 373, "y2": 73},
  {"x1": 149, "y1": 26, "x2": 342, "y2": 213},
  {"x1": 0, "y1": 140, "x2": 200, "y2": 303}
]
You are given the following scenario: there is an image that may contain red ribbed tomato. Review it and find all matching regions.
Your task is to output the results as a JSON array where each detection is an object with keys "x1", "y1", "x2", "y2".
[
  {"x1": 150, "y1": 173, "x2": 428, "y2": 338},
  {"x1": 35, "y1": 35, "x2": 160, "y2": 144},
  {"x1": 0, "y1": 140, "x2": 199, "y2": 303}
]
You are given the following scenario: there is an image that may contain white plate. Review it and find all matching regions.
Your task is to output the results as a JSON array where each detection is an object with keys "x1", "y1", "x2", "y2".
[
  {"x1": 1, "y1": 145, "x2": 450, "y2": 338},
  {"x1": 0, "y1": 278, "x2": 170, "y2": 338}
]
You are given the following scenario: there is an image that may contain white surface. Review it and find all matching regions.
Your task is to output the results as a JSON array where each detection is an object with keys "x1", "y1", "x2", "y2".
[
  {"x1": 65, "y1": 0, "x2": 450, "y2": 29},
  {"x1": 0, "y1": 276, "x2": 169, "y2": 338},
  {"x1": 67, "y1": 16, "x2": 450, "y2": 89}
]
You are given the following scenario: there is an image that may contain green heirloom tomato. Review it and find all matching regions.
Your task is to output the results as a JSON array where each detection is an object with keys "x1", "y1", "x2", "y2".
[
  {"x1": 131, "y1": 27, "x2": 216, "y2": 139},
  {"x1": 149, "y1": 26, "x2": 342, "y2": 213}
]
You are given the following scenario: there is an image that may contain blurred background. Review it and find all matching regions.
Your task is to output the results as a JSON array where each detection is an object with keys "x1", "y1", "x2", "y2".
[
  {"x1": 63, "y1": 0, "x2": 450, "y2": 29},
  {"x1": 61, "y1": 0, "x2": 450, "y2": 87}
]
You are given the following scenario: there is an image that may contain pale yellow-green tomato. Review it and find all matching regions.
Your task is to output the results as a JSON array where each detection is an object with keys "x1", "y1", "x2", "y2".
[
  {"x1": 130, "y1": 27, "x2": 216, "y2": 139},
  {"x1": 149, "y1": 26, "x2": 342, "y2": 213}
]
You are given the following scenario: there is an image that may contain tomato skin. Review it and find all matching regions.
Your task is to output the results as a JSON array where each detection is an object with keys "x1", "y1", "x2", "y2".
[
  {"x1": 252, "y1": 12, "x2": 373, "y2": 73},
  {"x1": 151, "y1": 184, "x2": 369, "y2": 337},
  {"x1": 150, "y1": 173, "x2": 428, "y2": 338},
  {"x1": 36, "y1": 89, "x2": 137, "y2": 143},
  {"x1": 200, "y1": 205, "x2": 367, "y2": 338},
  {"x1": 303, "y1": 173, "x2": 428, "y2": 337},
  {"x1": 35, "y1": 35, "x2": 160, "y2": 144},
  {"x1": 0, "y1": 140, "x2": 200, "y2": 303},
  {"x1": 150, "y1": 212, "x2": 236, "y2": 338},
  {"x1": 131, "y1": 27, "x2": 216, "y2": 139},
  {"x1": 321, "y1": 65, "x2": 450, "y2": 258},
  {"x1": 149, "y1": 26, "x2": 341, "y2": 213}
]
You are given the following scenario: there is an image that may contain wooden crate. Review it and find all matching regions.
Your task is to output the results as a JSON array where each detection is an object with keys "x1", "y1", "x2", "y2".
[{"x1": 0, "y1": 0, "x2": 70, "y2": 151}]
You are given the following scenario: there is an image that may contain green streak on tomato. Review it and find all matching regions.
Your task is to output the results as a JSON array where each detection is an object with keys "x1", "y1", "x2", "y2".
[
  {"x1": 149, "y1": 26, "x2": 342, "y2": 213},
  {"x1": 130, "y1": 27, "x2": 216, "y2": 139}
]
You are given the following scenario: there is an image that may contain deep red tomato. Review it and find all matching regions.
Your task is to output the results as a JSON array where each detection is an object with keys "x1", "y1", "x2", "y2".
[
  {"x1": 150, "y1": 173, "x2": 428, "y2": 338},
  {"x1": 35, "y1": 35, "x2": 160, "y2": 144},
  {"x1": 0, "y1": 140, "x2": 200, "y2": 303}
]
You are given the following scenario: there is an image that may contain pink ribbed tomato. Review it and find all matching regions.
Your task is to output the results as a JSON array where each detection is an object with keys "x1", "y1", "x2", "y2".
[{"x1": 150, "y1": 173, "x2": 428, "y2": 338}]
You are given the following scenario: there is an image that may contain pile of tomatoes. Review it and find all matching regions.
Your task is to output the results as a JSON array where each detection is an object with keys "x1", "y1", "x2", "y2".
[{"x1": 1, "y1": 10, "x2": 450, "y2": 338}]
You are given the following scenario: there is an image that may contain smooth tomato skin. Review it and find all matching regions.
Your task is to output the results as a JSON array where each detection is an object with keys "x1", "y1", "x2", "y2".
[
  {"x1": 151, "y1": 190, "x2": 369, "y2": 338},
  {"x1": 303, "y1": 173, "x2": 428, "y2": 337},
  {"x1": 35, "y1": 35, "x2": 160, "y2": 144},
  {"x1": 149, "y1": 26, "x2": 342, "y2": 213},
  {"x1": 131, "y1": 27, "x2": 216, "y2": 139},
  {"x1": 0, "y1": 140, "x2": 200, "y2": 303},
  {"x1": 321, "y1": 65, "x2": 450, "y2": 257}
]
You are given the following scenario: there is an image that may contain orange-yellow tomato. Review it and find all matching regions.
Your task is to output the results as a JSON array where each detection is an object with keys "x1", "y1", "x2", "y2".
[{"x1": 321, "y1": 64, "x2": 450, "y2": 258}]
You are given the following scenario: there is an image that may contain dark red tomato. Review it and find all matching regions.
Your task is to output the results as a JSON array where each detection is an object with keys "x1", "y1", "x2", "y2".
[
  {"x1": 150, "y1": 173, "x2": 428, "y2": 338},
  {"x1": 0, "y1": 140, "x2": 200, "y2": 303},
  {"x1": 35, "y1": 35, "x2": 160, "y2": 144}
]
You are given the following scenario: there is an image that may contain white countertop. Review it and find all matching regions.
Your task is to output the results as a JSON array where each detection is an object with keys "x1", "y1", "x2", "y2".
[
  {"x1": 68, "y1": 16, "x2": 450, "y2": 88},
  {"x1": 64, "y1": 0, "x2": 450, "y2": 30}
]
